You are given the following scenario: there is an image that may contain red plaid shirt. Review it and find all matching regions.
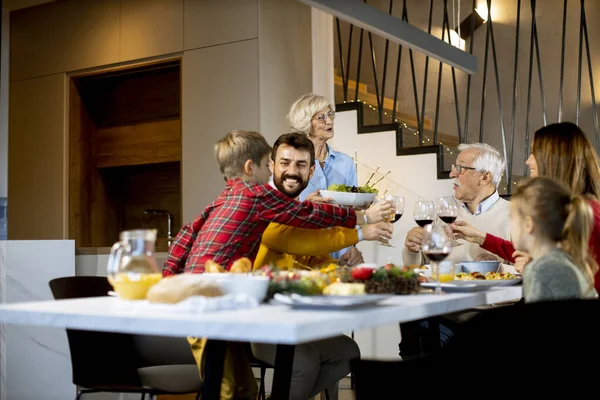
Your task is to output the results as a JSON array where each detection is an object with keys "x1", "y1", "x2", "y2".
[{"x1": 163, "y1": 179, "x2": 357, "y2": 275}]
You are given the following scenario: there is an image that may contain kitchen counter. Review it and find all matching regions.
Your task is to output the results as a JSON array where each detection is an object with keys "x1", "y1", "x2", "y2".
[{"x1": 76, "y1": 246, "x2": 170, "y2": 255}]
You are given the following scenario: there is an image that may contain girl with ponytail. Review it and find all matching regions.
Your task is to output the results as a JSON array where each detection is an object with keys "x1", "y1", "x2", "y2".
[{"x1": 510, "y1": 177, "x2": 598, "y2": 302}]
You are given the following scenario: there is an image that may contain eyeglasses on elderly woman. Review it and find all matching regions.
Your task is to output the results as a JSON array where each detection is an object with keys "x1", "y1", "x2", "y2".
[{"x1": 313, "y1": 110, "x2": 336, "y2": 123}]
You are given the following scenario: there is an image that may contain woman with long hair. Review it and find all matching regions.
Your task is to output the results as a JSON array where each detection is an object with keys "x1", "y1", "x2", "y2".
[
  {"x1": 452, "y1": 122, "x2": 600, "y2": 292},
  {"x1": 509, "y1": 177, "x2": 597, "y2": 301}
]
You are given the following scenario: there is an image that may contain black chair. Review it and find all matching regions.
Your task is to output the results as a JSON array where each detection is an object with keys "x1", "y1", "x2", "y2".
[
  {"x1": 352, "y1": 299, "x2": 600, "y2": 398},
  {"x1": 49, "y1": 276, "x2": 202, "y2": 400}
]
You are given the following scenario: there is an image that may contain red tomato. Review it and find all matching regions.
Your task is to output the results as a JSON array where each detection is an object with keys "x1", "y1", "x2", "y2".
[{"x1": 351, "y1": 267, "x2": 374, "y2": 280}]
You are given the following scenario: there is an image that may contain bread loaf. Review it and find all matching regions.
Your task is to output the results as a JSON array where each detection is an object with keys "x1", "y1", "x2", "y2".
[{"x1": 146, "y1": 274, "x2": 223, "y2": 304}]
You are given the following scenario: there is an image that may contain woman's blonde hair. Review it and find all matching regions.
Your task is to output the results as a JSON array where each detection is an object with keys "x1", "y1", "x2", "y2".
[
  {"x1": 513, "y1": 177, "x2": 598, "y2": 287},
  {"x1": 533, "y1": 122, "x2": 600, "y2": 200},
  {"x1": 214, "y1": 130, "x2": 272, "y2": 179},
  {"x1": 286, "y1": 93, "x2": 334, "y2": 135}
]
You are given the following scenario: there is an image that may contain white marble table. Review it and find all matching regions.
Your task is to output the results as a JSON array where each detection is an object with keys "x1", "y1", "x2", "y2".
[
  {"x1": 0, "y1": 286, "x2": 522, "y2": 399},
  {"x1": 0, "y1": 287, "x2": 522, "y2": 344}
]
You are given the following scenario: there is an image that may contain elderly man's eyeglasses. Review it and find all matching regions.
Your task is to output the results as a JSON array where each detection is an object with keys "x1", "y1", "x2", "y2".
[
  {"x1": 451, "y1": 164, "x2": 477, "y2": 175},
  {"x1": 313, "y1": 110, "x2": 336, "y2": 123}
]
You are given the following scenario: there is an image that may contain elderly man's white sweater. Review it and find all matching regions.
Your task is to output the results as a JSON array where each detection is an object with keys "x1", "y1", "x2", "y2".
[{"x1": 402, "y1": 196, "x2": 511, "y2": 266}]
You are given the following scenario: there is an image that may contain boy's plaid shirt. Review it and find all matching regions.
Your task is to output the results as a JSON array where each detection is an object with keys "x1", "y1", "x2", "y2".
[{"x1": 163, "y1": 179, "x2": 357, "y2": 275}]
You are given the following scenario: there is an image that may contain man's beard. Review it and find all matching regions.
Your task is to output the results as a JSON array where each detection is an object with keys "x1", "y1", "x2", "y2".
[{"x1": 273, "y1": 172, "x2": 308, "y2": 199}]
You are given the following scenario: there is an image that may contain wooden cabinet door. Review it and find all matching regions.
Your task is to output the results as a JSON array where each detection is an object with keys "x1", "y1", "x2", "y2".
[{"x1": 8, "y1": 74, "x2": 67, "y2": 239}]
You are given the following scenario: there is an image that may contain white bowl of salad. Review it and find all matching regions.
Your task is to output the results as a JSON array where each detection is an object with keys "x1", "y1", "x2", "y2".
[{"x1": 320, "y1": 184, "x2": 378, "y2": 207}]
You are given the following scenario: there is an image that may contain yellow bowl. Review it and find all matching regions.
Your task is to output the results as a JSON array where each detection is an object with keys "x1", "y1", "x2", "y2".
[{"x1": 108, "y1": 273, "x2": 162, "y2": 300}]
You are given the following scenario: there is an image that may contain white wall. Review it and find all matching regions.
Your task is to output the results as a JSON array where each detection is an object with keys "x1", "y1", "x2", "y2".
[{"x1": 330, "y1": 109, "x2": 455, "y2": 360}]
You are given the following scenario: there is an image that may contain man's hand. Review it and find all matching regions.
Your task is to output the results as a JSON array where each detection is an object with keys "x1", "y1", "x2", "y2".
[
  {"x1": 404, "y1": 227, "x2": 425, "y2": 253},
  {"x1": 339, "y1": 247, "x2": 364, "y2": 267},
  {"x1": 363, "y1": 200, "x2": 394, "y2": 223},
  {"x1": 306, "y1": 190, "x2": 333, "y2": 203},
  {"x1": 450, "y1": 221, "x2": 486, "y2": 245},
  {"x1": 362, "y1": 222, "x2": 393, "y2": 241},
  {"x1": 512, "y1": 250, "x2": 531, "y2": 274}
]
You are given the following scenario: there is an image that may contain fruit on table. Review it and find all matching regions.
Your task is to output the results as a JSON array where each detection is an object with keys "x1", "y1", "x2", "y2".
[
  {"x1": 351, "y1": 267, "x2": 374, "y2": 281},
  {"x1": 108, "y1": 272, "x2": 162, "y2": 300}
]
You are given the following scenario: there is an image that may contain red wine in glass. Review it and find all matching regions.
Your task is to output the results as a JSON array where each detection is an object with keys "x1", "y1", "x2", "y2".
[
  {"x1": 392, "y1": 213, "x2": 403, "y2": 223},
  {"x1": 415, "y1": 219, "x2": 433, "y2": 227},
  {"x1": 439, "y1": 215, "x2": 457, "y2": 224},
  {"x1": 424, "y1": 251, "x2": 450, "y2": 262}
]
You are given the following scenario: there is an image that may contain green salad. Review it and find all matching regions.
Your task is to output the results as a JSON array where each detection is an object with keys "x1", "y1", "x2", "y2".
[{"x1": 328, "y1": 183, "x2": 378, "y2": 194}]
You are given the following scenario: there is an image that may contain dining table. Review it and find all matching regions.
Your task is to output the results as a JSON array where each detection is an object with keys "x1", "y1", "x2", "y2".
[{"x1": 0, "y1": 285, "x2": 522, "y2": 400}]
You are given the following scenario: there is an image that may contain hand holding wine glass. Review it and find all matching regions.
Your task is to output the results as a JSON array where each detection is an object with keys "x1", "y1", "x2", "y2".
[{"x1": 377, "y1": 194, "x2": 404, "y2": 247}]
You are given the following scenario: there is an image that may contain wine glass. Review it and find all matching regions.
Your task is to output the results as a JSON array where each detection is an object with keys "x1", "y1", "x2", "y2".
[
  {"x1": 413, "y1": 200, "x2": 435, "y2": 228},
  {"x1": 436, "y1": 196, "x2": 460, "y2": 246},
  {"x1": 435, "y1": 196, "x2": 459, "y2": 224},
  {"x1": 377, "y1": 194, "x2": 404, "y2": 247},
  {"x1": 421, "y1": 224, "x2": 453, "y2": 294}
]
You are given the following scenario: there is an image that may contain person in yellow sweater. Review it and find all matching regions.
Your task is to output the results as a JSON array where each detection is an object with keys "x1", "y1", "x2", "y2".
[{"x1": 250, "y1": 132, "x2": 393, "y2": 400}]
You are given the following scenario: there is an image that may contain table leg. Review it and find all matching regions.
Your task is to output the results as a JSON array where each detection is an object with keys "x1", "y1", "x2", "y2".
[
  {"x1": 271, "y1": 344, "x2": 295, "y2": 400},
  {"x1": 202, "y1": 340, "x2": 226, "y2": 400}
]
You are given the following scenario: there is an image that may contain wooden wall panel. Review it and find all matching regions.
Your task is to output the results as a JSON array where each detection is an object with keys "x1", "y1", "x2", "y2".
[
  {"x1": 10, "y1": 0, "x2": 120, "y2": 81},
  {"x1": 8, "y1": 74, "x2": 66, "y2": 239},
  {"x1": 69, "y1": 80, "x2": 120, "y2": 248},
  {"x1": 184, "y1": 0, "x2": 257, "y2": 50},
  {"x1": 120, "y1": 0, "x2": 184, "y2": 62},
  {"x1": 181, "y1": 39, "x2": 259, "y2": 223},
  {"x1": 95, "y1": 119, "x2": 182, "y2": 168}
]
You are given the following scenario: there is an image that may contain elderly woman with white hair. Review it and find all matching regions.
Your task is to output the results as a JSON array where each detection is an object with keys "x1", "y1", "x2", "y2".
[
  {"x1": 287, "y1": 92, "x2": 360, "y2": 262},
  {"x1": 287, "y1": 93, "x2": 358, "y2": 203},
  {"x1": 403, "y1": 142, "x2": 511, "y2": 267}
]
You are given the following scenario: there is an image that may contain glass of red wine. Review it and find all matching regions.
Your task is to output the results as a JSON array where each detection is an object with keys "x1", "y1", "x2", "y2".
[
  {"x1": 436, "y1": 196, "x2": 460, "y2": 246},
  {"x1": 435, "y1": 196, "x2": 459, "y2": 224},
  {"x1": 421, "y1": 224, "x2": 453, "y2": 294},
  {"x1": 378, "y1": 194, "x2": 404, "y2": 247},
  {"x1": 413, "y1": 200, "x2": 435, "y2": 228}
]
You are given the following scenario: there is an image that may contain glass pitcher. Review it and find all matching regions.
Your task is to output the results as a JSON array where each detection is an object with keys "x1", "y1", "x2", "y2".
[{"x1": 107, "y1": 229, "x2": 162, "y2": 300}]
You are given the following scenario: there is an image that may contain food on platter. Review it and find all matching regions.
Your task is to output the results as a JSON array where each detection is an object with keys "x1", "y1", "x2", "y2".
[
  {"x1": 256, "y1": 265, "x2": 331, "y2": 299},
  {"x1": 455, "y1": 271, "x2": 521, "y2": 281},
  {"x1": 323, "y1": 282, "x2": 366, "y2": 296},
  {"x1": 344, "y1": 263, "x2": 420, "y2": 295},
  {"x1": 108, "y1": 273, "x2": 163, "y2": 300},
  {"x1": 205, "y1": 260, "x2": 226, "y2": 273},
  {"x1": 205, "y1": 258, "x2": 252, "y2": 273},
  {"x1": 146, "y1": 274, "x2": 223, "y2": 304},
  {"x1": 230, "y1": 257, "x2": 252, "y2": 273},
  {"x1": 327, "y1": 183, "x2": 378, "y2": 194}
]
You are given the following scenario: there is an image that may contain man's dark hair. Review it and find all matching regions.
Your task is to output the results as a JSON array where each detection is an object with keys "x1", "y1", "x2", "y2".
[{"x1": 271, "y1": 132, "x2": 315, "y2": 166}]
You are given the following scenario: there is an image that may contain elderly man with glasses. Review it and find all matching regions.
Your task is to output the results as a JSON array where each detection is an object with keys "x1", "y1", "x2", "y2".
[
  {"x1": 403, "y1": 142, "x2": 511, "y2": 267},
  {"x1": 399, "y1": 143, "x2": 512, "y2": 360}
]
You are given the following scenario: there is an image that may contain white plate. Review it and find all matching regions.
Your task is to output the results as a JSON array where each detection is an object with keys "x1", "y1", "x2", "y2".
[
  {"x1": 421, "y1": 278, "x2": 521, "y2": 293},
  {"x1": 273, "y1": 293, "x2": 391, "y2": 309},
  {"x1": 319, "y1": 190, "x2": 377, "y2": 207}
]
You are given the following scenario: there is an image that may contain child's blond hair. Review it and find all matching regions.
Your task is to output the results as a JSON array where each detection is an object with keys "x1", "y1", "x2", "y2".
[{"x1": 214, "y1": 130, "x2": 272, "y2": 179}]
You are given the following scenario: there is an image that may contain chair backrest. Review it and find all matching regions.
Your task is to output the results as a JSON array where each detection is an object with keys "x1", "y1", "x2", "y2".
[
  {"x1": 49, "y1": 276, "x2": 142, "y2": 387},
  {"x1": 352, "y1": 299, "x2": 600, "y2": 398}
]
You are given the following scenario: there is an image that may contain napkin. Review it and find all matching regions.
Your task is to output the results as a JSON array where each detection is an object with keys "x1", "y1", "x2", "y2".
[{"x1": 115, "y1": 293, "x2": 260, "y2": 313}]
